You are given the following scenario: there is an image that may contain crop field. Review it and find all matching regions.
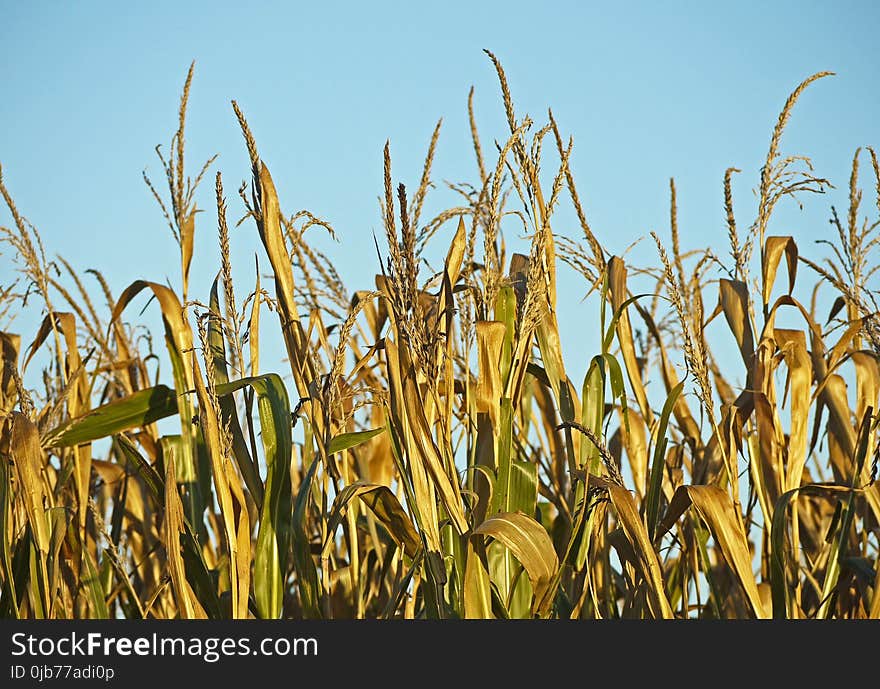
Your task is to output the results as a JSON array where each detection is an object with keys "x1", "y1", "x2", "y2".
[{"x1": 1, "y1": 54, "x2": 878, "y2": 620}]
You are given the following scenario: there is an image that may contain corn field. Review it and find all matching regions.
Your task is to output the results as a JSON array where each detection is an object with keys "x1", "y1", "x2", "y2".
[{"x1": 1, "y1": 54, "x2": 879, "y2": 620}]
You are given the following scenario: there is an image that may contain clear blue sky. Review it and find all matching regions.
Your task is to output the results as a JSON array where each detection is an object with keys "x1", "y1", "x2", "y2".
[{"x1": 2, "y1": 0, "x2": 878, "y2": 390}]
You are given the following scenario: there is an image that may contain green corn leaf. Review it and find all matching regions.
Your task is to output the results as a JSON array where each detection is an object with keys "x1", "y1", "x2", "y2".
[
  {"x1": 646, "y1": 380, "x2": 684, "y2": 540},
  {"x1": 328, "y1": 427, "x2": 386, "y2": 455},
  {"x1": 215, "y1": 374, "x2": 292, "y2": 620},
  {"x1": 43, "y1": 385, "x2": 178, "y2": 449}
]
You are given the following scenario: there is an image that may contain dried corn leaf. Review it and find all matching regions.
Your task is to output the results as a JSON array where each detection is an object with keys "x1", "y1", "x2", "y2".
[
  {"x1": 761, "y1": 236, "x2": 797, "y2": 309},
  {"x1": 607, "y1": 485, "x2": 674, "y2": 619},
  {"x1": 660, "y1": 485, "x2": 768, "y2": 618}
]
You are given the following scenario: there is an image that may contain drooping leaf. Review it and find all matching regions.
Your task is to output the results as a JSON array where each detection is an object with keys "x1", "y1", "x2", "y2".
[
  {"x1": 659, "y1": 485, "x2": 768, "y2": 618},
  {"x1": 44, "y1": 385, "x2": 178, "y2": 448},
  {"x1": 324, "y1": 482, "x2": 421, "y2": 559},
  {"x1": 719, "y1": 279, "x2": 755, "y2": 368},
  {"x1": 474, "y1": 511, "x2": 558, "y2": 616},
  {"x1": 607, "y1": 485, "x2": 674, "y2": 619},
  {"x1": 761, "y1": 236, "x2": 798, "y2": 309}
]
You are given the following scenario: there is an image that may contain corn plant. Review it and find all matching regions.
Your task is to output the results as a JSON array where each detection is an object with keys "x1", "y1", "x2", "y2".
[{"x1": 1, "y1": 54, "x2": 878, "y2": 620}]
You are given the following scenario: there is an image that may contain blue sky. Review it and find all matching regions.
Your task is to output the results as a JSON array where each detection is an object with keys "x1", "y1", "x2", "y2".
[{"x1": 2, "y1": 0, "x2": 878, "y2": 390}]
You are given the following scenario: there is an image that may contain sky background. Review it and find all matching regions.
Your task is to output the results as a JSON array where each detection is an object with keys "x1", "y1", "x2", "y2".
[{"x1": 2, "y1": 0, "x2": 879, "y2": 394}]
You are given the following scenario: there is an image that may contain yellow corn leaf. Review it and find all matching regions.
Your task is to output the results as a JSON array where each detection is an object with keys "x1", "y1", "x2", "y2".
[
  {"x1": 608, "y1": 257, "x2": 651, "y2": 424},
  {"x1": 852, "y1": 351, "x2": 880, "y2": 437},
  {"x1": 774, "y1": 329, "x2": 811, "y2": 491},
  {"x1": 0, "y1": 332, "x2": 21, "y2": 411},
  {"x1": 476, "y1": 321, "x2": 505, "y2": 429},
  {"x1": 180, "y1": 211, "x2": 195, "y2": 299},
  {"x1": 635, "y1": 305, "x2": 701, "y2": 441},
  {"x1": 823, "y1": 373, "x2": 857, "y2": 476},
  {"x1": 252, "y1": 163, "x2": 318, "y2": 417},
  {"x1": 112, "y1": 280, "x2": 198, "y2": 495},
  {"x1": 402, "y1": 372, "x2": 468, "y2": 534},
  {"x1": 761, "y1": 236, "x2": 797, "y2": 308},
  {"x1": 249, "y1": 261, "x2": 261, "y2": 377},
  {"x1": 161, "y1": 452, "x2": 200, "y2": 619},
  {"x1": 719, "y1": 279, "x2": 755, "y2": 368},
  {"x1": 191, "y1": 354, "x2": 245, "y2": 618},
  {"x1": 384, "y1": 336, "x2": 440, "y2": 550},
  {"x1": 661, "y1": 485, "x2": 768, "y2": 618},
  {"x1": 463, "y1": 538, "x2": 493, "y2": 619},
  {"x1": 444, "y1": 216, "x2": 467, "y2": 288},
  {"x1": 229, "y1": 464, "x2": 252, "y2": 620},
  {"x1": 9, "y1": 412, "x2": 51, "y2": 555},
  {"x1": 607, "y1": 485, "x2": 674, "y2": 619},
  {"x1": 24, "y1": 312, "x2": 92, "y2": 529},
  {"x1": 112, "y1": 282, "x2": 194, "y2": 376},
  {"x1": 619, "y1": 408, "x2": 648, "y2": 501},
  {"x1": 753, "y1": 390, "x2": 784, "y2": 511},
  {"x1": 256, "y1": 163, "x2": 298, "y2": 321},
  {"x1": 324, "y1": 482, "x2": 421, "y2": 559},
  {"x1": 827, "y1": 316, "x2": 868, "y2": 372},
  {"x1": 474, "y1": 511, "x2": 558, "y2": 616}
]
